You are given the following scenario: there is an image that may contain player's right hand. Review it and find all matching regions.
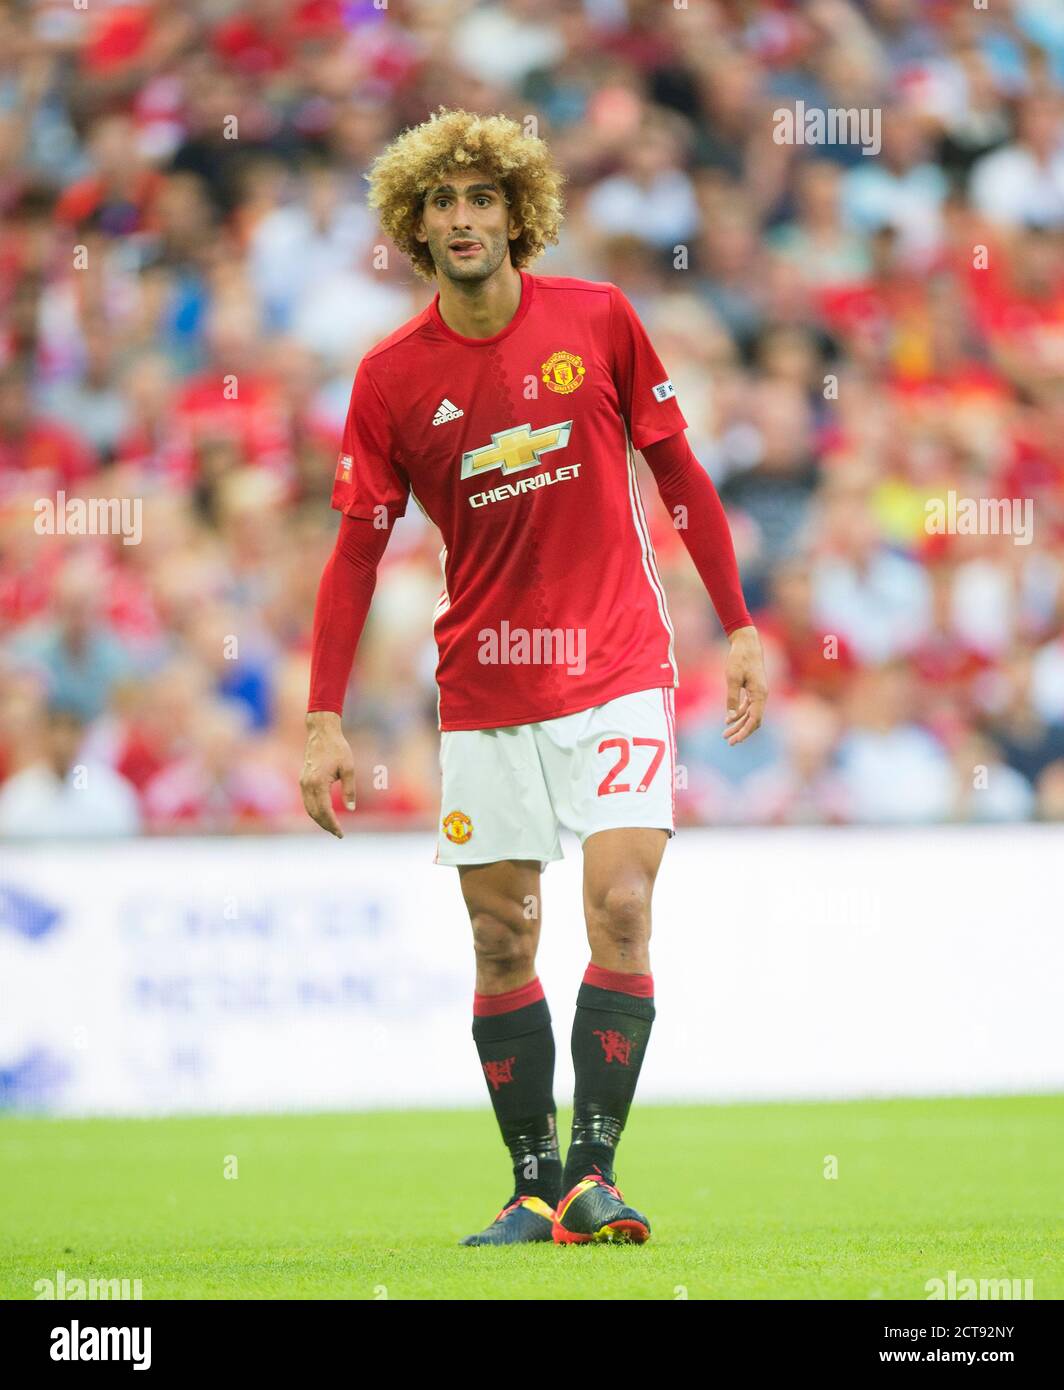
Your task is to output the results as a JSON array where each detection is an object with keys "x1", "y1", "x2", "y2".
[{"x1": 301, "y1": 711, "x2": 356, "y2": 838}]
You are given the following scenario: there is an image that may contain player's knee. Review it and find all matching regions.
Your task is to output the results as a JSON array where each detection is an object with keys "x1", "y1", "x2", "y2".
[
  {"x1": 586, "y1": 879, "x2": 652, "y2": 947},
  {"x1": 469, "y1": 907, "x2": 537, "y2": 975}
]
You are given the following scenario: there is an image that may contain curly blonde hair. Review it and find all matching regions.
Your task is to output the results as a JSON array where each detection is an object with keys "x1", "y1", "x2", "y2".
[{"x1": 366, "y1": 107, "x2": 565, "y2": 282}]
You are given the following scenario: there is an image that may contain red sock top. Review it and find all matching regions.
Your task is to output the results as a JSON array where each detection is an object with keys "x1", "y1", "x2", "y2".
[
  {"x1": 473, "y1": 976, "x2": 546, "y2": 1017},
  {"x1": 583, "y1": 962, "x2": 654, "y2": 997}
]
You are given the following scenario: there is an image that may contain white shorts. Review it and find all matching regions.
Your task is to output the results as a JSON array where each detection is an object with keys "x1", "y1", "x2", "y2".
[{"x1": 435, "y1": 686, "x2": 677, "y2": 868}]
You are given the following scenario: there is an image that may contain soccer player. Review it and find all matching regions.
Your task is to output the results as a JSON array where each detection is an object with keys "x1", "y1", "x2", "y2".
[{"x1": 301, "y1": 109, "x2": 767, "y2": 1245}]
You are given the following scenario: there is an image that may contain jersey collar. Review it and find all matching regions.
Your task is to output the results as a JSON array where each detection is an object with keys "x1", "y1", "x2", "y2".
[{"x1": 429, "y1": 269, "x2": 534, "y2": 346}]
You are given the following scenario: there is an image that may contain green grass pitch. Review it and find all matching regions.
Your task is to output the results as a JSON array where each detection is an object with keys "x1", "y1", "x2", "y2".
[{"x1": 1, "y1": 1095, "x2": 1060, "y2": 1300}]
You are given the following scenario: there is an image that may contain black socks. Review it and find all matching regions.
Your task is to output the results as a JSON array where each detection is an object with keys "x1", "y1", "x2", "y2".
[
  {"x1": 473, "y1": 966, "x2": 655, "y2": 1205},
  {"x1": 562, "y1": 965, "x2": 655, "y2": 1190},
  {"x1": 472, "y1": 978, "x2": 562, "y2": 1206}
]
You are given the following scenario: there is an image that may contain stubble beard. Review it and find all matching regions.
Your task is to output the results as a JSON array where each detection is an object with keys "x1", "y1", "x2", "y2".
[{"x1": 433, "y1": 230, "x2": 509, "y2": 286}]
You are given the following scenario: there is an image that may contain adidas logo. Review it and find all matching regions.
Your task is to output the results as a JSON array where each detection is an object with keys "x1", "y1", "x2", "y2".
[{"x1": 432, "y1": 398, "x2": 464, "y2": 426}]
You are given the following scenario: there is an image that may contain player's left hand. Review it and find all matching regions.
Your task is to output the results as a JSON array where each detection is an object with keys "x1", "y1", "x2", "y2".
[{"x1": 723, "y1": 625, "x2": 767, "y2": 746}]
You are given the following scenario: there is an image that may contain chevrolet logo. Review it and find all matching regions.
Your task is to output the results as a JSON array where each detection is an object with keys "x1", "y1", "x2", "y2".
[{"x1": 460, "y1": 421, "x2": 573, "y2": 480}]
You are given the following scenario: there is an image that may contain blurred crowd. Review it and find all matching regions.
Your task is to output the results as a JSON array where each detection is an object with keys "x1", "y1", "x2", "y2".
[{"x1": 1, "y1": 0, "x2": 1064, "y2": 836}]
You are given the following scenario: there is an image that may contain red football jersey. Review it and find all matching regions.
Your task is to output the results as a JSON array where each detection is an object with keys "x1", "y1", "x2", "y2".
[{"x1": 331, "y1": 272, "x2": 688, "y2": 730}]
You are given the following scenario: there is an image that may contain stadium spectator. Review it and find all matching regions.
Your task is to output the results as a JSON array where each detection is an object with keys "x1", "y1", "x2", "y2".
[
  {"x1": 142, "y1": 699, "x2": 293, "y2": 831},
  {"x1": 0, "y1": 359, "x2": 96, "y2": 489},
  {"x1": 7, "y1": 559, "x2": 140, "y2": 722},
  {"x1": 0, "y1": 697, "x2": 141, "y2": 836},
  {"x1": 969, "y1": 90, "x2": 1064, "y2": 228},
  {"x1": 742, "y1": 693, "x2": 851, "y2": 825},
  {"x1": 836, "y1": 663, "x2": 954, "y2": 823}
]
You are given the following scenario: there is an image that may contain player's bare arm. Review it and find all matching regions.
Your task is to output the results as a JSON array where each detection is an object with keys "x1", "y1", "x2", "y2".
[
  {"x1": 724, "y1": 624, "x2": 768, "y2": 746},
  {"x1": 300, "y1": 710, "x2": 356, "y2": 838}
]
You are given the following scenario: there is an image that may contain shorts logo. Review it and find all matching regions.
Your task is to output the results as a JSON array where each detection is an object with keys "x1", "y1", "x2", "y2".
[
  {"x1": 541, "y1": 350, "x2": 586, "y2": 395},
  {"x1": 460, "y1": 421, "x2": 572, "y2": 480},
  {"x1": 335, "y1": 453, "x2": 353, "y2": 482},
  {"x1": 442, "y1": 809, "x2": 473, "y2": 844}
]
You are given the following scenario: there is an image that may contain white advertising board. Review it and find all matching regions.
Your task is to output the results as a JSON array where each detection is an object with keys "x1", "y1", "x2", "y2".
[{"x1": 0, "y1": 827, "x2": 1060, "y2": 1113}]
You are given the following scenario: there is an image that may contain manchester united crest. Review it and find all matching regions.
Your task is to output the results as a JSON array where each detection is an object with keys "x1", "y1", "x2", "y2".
[
  {"x1": 541, "y1": 350, "x2": 586, "y2": 395},
  {"x1": 442, "y1": 809, "x2": 473, "y2": 844}
]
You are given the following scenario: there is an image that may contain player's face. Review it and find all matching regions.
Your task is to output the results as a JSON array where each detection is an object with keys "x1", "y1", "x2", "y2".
[{"x1": 416, "y1": 171, "x2": 519, "y2": 284}]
